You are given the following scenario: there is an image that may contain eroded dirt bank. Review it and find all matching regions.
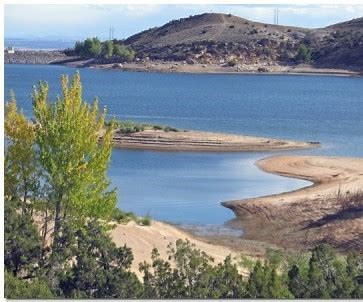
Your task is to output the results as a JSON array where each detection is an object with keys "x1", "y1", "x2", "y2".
[{"x1": 222, "y1": 156, "x2": 363, "y2": 251}]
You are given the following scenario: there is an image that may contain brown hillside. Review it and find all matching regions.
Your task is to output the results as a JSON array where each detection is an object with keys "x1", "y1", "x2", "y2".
[{"x1": 123, "y1": 13, "x2": 363, "y2": 71}]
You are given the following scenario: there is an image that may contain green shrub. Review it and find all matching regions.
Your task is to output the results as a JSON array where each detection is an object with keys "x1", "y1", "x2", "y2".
[
  {"x1": 112, "y1": 208, "x2": 137, "y2": 224},
  {"x1": 227, "y1": 58, "x2": 238, "y2": 67},
  {"x1": 295, "y1": 44, "x2": 311, "y2": 63},
  {"x1": 5, "y1": 271, "x2": 54, "y2": 299},
  {"x1": 137, "y1": 215, "x2": 152, "y2": 226}
]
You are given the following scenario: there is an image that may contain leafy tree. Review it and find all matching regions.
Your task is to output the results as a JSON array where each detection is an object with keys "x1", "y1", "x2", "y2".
[
  {"x1": 74, "y1": 41, "x2": 84, "y2": 56},
  {"x1": 5, "y1": 271, "x2": 54, "y2": 299},
  {"x1": 103, "y1": 40, "x2": 114, "y2": 58},
  {"x1": 113, "y1": 44, "x2": 135, "y2": 62},
  {"x1": 32, "y1": 72, "x2": 116, "y2": 285},
  {"x1": 5, "y1": 95, "x2": 40, "y2": 212},
  {"x1": 295, "y1": 44, "x2": 311, "y2": 63},
  {"x1": 76, "y1": 37, "x2": 102, "y2": 58}
]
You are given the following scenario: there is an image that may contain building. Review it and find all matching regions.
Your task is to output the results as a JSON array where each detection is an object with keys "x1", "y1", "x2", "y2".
[{"x1": 5, "y1": 46, "x2": 15, "y2": 54}]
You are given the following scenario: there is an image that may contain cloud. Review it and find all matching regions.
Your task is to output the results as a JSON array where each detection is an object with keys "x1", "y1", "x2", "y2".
[{"x1": 5, "y1": 4, "x2": 363, "y2": 39}]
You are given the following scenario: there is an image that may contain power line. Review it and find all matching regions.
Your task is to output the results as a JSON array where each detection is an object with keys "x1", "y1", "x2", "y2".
[{"x1": 274, "y1": 8, "x2": 279, "y2": 25}]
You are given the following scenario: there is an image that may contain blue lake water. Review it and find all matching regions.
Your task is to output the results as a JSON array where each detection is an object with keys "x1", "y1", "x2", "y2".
[{"x1": 4, "y1": 64, "x2": 363, "y2": 230}]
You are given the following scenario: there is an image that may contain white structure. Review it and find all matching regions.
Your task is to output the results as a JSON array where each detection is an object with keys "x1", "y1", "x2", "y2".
[{"x1": 5, "y1": 46, "x2": 15, "y2": 54}]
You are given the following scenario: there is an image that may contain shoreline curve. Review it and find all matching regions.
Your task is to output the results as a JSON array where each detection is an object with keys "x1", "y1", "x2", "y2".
[{"x1": 222, "y1": 155, "x2": 363, "y2": 251}]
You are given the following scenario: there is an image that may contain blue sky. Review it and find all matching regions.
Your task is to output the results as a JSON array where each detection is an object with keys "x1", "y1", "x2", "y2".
[{"x1": 5, "y1": 4, "x2": 363, "y2": 40}]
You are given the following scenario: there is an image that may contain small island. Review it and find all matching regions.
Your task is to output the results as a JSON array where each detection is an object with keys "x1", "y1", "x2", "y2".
[{"x1": 107, "y1": 120, "x2": 319, "y2": 152}]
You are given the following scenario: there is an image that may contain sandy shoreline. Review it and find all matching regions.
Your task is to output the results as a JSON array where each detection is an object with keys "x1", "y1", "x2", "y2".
[
  {"x1": 111, "y1": 129, "x2": 318, "y2": 152},
  {"x1": 65, "y1": 60, "x2": 362, "y2": 77},
  {"x1": 222, "y1": 155, "x2": 363, "y2": 251}
]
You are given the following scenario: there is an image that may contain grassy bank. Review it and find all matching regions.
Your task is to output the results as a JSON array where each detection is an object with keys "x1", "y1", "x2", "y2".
[{"x1": 105, "y1": 119, "x2": 179, "y2": 134}]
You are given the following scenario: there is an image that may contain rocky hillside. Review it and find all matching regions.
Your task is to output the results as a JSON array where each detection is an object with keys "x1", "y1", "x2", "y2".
[{"x1": 123, "y1": 13, "x2": 363, "y2": 71}]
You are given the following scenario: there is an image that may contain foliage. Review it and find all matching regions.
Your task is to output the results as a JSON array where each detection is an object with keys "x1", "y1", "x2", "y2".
[
  {"x1": 113, "y1": 43, "x2": 135, "y2": 62},
  {"x1": 74, "y1": 38, "x2": 135, "y2": 61},
  {"x1": 58, "y1": 220, "x2": 142, "y2": 298},
  {"x1": 111, "y1": 207, "x2": 137, "y2": 224},
  {"x1": 5, "y1": 271, "x2": 54, "y2": 299},
  {"x1": 111, "y1": 207, "x2": 151, "y2": 225},
  {"x1": 76, "y1": 37, "x2": 102, "y2": 58},
  {"x1": 32, "y1": 73, "x2": 116, "y2": 227},
  {"x1": 104, "y1": 40, "x2": 114, "y2": 58},
  {"x1": 295, "y1": 44, "x2": 311, "y2": 63},
  {"x1": 5, "y1": 94, "x2": 40, "y2": 210},
  {"x1": 4, "y1": 199, "x2": 42, "y2": 277},
  {"x1": 227, "y1": 58, "x2": 238, "y2": 66},
  {"x1": 140, "y1": 239, "x2": 246, "y2": 299},
  {"x1": 106, "y1": 119, "x2": 179, "y2": 134}
]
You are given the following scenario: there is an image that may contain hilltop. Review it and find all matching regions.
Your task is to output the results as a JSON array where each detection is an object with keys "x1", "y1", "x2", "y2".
[{"x1": 122, "y1": 13, "x2": 363, "y2": 71}]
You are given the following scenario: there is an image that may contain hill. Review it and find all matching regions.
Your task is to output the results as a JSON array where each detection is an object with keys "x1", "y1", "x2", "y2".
[{"x1": 123, "y1": 13, "x2": 363, "y2": 71}]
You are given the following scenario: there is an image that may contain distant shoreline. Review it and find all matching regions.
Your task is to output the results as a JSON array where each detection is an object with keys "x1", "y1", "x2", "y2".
[
  {"x1": 5, "y1": 50, "x2": 361, "y2": 77},
  {"x1": 89, "y1": 61, "x2": 361, "y2": 77}
]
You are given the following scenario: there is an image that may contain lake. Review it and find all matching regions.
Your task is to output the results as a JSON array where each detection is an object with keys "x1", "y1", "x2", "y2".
[{"x1": 5, "y1": 64, "x2": 363, "y2": 232}]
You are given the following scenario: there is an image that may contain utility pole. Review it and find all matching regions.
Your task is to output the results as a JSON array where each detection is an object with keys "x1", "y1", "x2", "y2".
[
  {"x1": 109, "y1": 26, "x2": 115, "y2": 40},
  {"x1": 274, "y1": 8, "x2": 279, "y2": 25}
]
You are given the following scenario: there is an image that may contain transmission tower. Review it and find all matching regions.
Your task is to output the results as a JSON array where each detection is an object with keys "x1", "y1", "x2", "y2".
[{"x1": 274, "y1": 8, "x2": 279, "y2": 25}]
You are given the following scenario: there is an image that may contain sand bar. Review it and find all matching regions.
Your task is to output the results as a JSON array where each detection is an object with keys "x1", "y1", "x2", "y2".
[
  {"x1": 223, "y1": 155, "x2": 363, "y2": 251},
  {"x1": 111, "y1": 129, "x2": 318, "y2": 152}
]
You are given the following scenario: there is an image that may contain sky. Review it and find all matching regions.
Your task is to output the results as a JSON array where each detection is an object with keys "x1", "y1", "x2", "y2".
[{"x1": 5, "y1": 4, "x2": 363, "y2": 41}]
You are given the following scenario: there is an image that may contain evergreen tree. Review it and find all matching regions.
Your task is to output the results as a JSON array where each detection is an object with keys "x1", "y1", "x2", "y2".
[
  {"x1": 59, "y1": 221, "x2": 142, "y2": 298},
  {"x1": 4, "y1": 199, "x2": 42, "y2": 277}
]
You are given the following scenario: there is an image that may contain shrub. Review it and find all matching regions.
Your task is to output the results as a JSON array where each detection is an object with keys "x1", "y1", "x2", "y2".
[
  {"x1": 295, "y1": 44, "x2": 311, "y2": 63},
  {"x1": 5, "y1": 272, "x2": 54, "y2": 299},
  {"x1": 137, "y1": 215, "x2": 152, "y2": 226},
  {"x1": 227, "y1": 58, "x2": 238, "y2": 67}
]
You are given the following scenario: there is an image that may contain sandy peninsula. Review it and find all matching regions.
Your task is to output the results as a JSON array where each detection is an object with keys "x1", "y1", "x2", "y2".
[
  {"x1": 222, "y1": 155, "x2": 363, "y2": 251},
  {"x1": 112, "y1": 129, "x2": 318, "y2": 152}
]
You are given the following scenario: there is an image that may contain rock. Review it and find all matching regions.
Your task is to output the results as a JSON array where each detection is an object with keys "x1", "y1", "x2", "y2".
[{"x1": 258, "y1": 67, "x2": 269, "y2": 72}]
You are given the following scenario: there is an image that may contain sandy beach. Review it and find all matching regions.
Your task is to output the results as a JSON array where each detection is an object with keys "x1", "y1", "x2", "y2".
[
  {"x1": 110, "y1": 220, "x2": 250, "y2": 278},
  {"x1": 223, "y1": 155, "x2": 363, "y2": 251},
  {"x1": 111, "y1": 129, "x2": 318, "y2": 152}
]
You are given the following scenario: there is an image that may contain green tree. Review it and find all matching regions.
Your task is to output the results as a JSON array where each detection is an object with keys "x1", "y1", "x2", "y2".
[
  {"x1": 74, "y1": 40, "x2": 84, "y2": 56},
  {"x1": 246, "y1": 260, "x2": 270, "y2": 298},
  {"x1": 113, "y1": 44, "x2": 135, "y2": 62},
  {"x1": 140, "y1": 239, "x2": 245, "y2": 299},
  {"x1": 346, "y1": 251, "x2": 363, "y2": 298},
  {"x1": 103, "y1": 40, "x2": 114, "y2": 58},
  {"x1": 295, "y1": 44, "x2": 311, "y2": 63},
  {"x1": 5, "y1": 271, "x2": 54, "y2": 299},
  {"x1": 32, "y1": 73, "x2": 116, "y2": 285},
  {"x1": 4, "y1": 199, "x2": 42, "y2": 277},
  {"x1": 59, "y1": 220, "x2": 142, "y2": 298},
  {"x1": 5, "y1": 95, "x2": 40, "y2": 213},
  {"x1": 82, "y1": 37, "x2": 102, "y2": 58}
]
